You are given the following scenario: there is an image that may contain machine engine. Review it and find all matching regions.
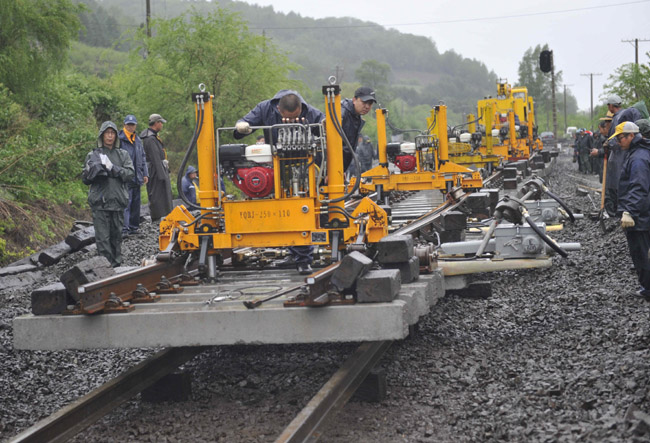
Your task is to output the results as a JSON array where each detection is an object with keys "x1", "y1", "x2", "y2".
[
  {"x1": 219, "y1": 143, "x2": 276, "y2": 198},
  {"x1": 234, "y1": 166, "x2": 274, "y2": 198},
  {"x1": 519, "y1": 125, "x2": 528, "y2": 139},
  {"x1": 470, "y1": 132, "x2": 482, "y2": 150},
  {"x1": 218, "y1": 126, "x2": 318, "y2": 200},
  {"x1": 386, "y1": 142, "x2": 417, "y2": 172}
]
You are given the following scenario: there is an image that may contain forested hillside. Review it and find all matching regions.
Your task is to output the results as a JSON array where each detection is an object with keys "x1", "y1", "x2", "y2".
[{"x1": 78, "y1": 0, "x2": 498, "y2": 114}]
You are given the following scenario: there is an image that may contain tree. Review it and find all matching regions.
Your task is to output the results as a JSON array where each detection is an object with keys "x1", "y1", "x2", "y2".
[
  {"x1": 355, "y1": 59, "x2": 392, "y2": 102},
  {"x1": 603, "y1": 61, "x2": 650, "y2": 105},
  {"x1": 516, "y1": 44, "x2": 564, "y2": 116},
  {"x1": 113, "y1": 8, "x2": 298, "y2": 151},
  {"x1": 0, "y1": 0, "x2": 83, "y2": 101},
  {"x1": 77, "y1": 0, "x2": 124, "y2": 49}
]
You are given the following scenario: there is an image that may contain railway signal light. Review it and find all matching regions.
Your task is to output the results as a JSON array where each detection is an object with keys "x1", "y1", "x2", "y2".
[{"x1": 540, "y1": 50, "x2": 553, "y2": 73}]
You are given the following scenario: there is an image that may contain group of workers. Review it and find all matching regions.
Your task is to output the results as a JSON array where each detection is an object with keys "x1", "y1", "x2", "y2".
[
  {"x1": 82, "y1": 113, "x2": 174, "y2": 267},
  {"x1": 82, "y1": 86, "x2": 379, "y2": 273},
  {"x1": 591, "y1": 94, "x2": 650, "y2": 300}
]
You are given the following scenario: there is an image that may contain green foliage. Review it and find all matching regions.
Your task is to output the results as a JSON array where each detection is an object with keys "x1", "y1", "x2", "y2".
[
  {"x1": 0, "y1": 217, "x2": 19, "y2": 264},
  {"x1": 68, "y1": 41, "x2": 129, "y2": 78},
  {"x1": 0, "y1": 73, "x2": 125, "y2": 204},
  {"x1": 76, "y1": 0, "x2": 126, "y2": 49},
  {"x1": 113, "y1": 8, "x2": 298, "y2": 157},
  {"x1": 0, "y1": 0, "x2": 83, "y2": 102},
  {"x1": 603, "y1": 61, "x2": 650, "y2": 106},
  {"x1": 98, "y1": 0, "x2": 498, "y2": 114},
  {"x1": 355, "y1": 60, "x2": 391, "y2": 93},
  {"x1": 0, "y1": 235, "x2": 19, "y2": 264}
]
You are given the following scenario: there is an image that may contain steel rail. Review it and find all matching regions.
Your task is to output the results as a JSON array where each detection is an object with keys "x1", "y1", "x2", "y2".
[
  {"x1": 9, "y1": 347, "x2": 204, "y2": 443},
  {"x1": 392, "y1": 170, "x2": 503, "y2": 237},
  {"x1": 276, "y1": 340, "x2": 392, "y2": 442},
  {"x1": 77, "y1": 257, "x2": 194, "y2": 314}
]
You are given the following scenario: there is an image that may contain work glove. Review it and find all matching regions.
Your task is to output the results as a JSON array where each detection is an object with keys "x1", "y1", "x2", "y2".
[
  {"x1": 162, "y1": 159, "x2": 169, "y2": 171},
  {"x1": 621, "y1": 211, "x2": 635, "y2": 229},
  {"x1": 235, "y1": 121, "x2": 252, "y2": 135},
  {"x1": 99, "y1": 153, "x2": 113, "y2": 171}
]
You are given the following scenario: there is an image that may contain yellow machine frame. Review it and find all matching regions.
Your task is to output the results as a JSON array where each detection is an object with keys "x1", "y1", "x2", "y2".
[
  {"x1": 476, "y1": 81, "x2": 543, "y2": 161},
  {"x1": 446, "y1": 104, "x2": 508, "y2": 170},
  {"x1": 159, "y1": 85, "x2": 388, "y2": 262},
  {"x1": 354, "y1": 104, "x2": 483, "y2": 195}
]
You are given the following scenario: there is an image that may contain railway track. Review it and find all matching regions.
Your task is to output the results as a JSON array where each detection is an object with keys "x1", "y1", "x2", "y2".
[
  {"x1": 11, "y1": 166, "x2": 561, "y2": 442},
  {"x1": 10, "y1": 347, "x2": 203, "y2": 443},
  {"x1": 10, "y1": 340, "x2": 391, "y2": 443}
]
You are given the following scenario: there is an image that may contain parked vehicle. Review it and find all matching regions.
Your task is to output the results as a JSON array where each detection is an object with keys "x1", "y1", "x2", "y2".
[
  {"x1": 540, "y1": 131, "x2": 555, "y2": 147},
  {"x1": 565, "y1": 126, "x2": 577, "y2": 138}
]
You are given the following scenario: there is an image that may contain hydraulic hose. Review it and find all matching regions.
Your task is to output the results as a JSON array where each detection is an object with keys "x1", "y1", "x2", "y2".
[
  {"x1": 176, "y1": 101, "x2": 208, "y2": 211},
  {"x1": 545, "y1": 189, "x2": 576, "y2": 223},
  {"x1": 385, "y1": 116, "x2": 421, "y2": 135},
  {"x1": 319, "y1": 95, "x2": 361, "y2": 203},
  {"x1": 329, "y1": 97, "x2": 361, "y2": 187},
  {"x1": 524, "y1": 214, "x2": 569, "y2": 258},
  {"x1": 450, "y1": 111, "x2": 483, "y2": 133},
  {"x1": 426, "y1": 110, "x2": 436, "y2": 134}
]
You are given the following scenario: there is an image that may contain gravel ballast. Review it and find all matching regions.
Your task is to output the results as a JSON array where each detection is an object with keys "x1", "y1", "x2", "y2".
[{"x1": 2, "y1": 152, "x2": 649, "y2": 442}]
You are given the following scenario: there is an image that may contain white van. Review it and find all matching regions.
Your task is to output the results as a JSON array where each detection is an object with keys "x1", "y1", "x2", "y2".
[{"x1": 566, "y1": 126, "x2": 577, "y2": 138}]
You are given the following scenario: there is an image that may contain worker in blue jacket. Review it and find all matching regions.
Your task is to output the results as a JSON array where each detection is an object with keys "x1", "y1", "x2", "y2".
[
  {"x1": 612, "y1": 122, "x2": 650, "y2": 300},
  {"x1": 604, "y1": 95, "x2": 643, "y2": 216},
  {"x1": 233, "y1": 90, "x2": 325, "y2": 144},
  {"x1": 118, "y1": 115, "x2": 148, "y2": 236},
  {"x1": 233, "y1": 90, "x2": 325, "y2": 275},
  {"x1": 340, "y1": 86, "x2": 376, "y2": 172},
  {"x1": 181, "y1": 165, "x2": 198, "y2": 205}
]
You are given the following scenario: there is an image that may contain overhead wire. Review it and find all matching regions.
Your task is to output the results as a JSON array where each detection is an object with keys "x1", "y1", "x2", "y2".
[{"x1": 246, "y1": 1, "x2": 650, "y2": 30}]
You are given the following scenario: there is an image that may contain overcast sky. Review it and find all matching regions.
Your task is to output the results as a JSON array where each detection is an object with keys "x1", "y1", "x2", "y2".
[{"x1": 238, "y1": 0, "x2": 650, "y2": 112}]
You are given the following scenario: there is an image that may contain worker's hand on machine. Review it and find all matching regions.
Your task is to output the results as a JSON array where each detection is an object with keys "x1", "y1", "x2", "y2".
[
  {"x1": 621, "y1": 211, "x2": 635, "y2": 229},
  {"x1": 99, "y1": 153, "x2": 113, "y2": 171},
  {"x1": 235, "y1": 121, "x2": 252, "y2": 135}
]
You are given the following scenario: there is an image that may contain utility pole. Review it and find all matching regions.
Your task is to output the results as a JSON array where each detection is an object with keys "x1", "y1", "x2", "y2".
[
  {"x1": 581, "y1": 73, "x2": 601, "y2": 131},
  {"x1": 334, "y1": 65, "x2": 344, "y2": 83},
  {"x1": 146, "y1": 0, "x2": 151, "y2": 38},
  {"x1": 539, "y1": 49, "x2": 556, "y2": 135},
  {"x1": 551, "y1": 61, "x2": 557, "y2": 138},
  {"x1": 622, "y1": 38, "x2": 650, "y2": 99},
  {"x1": 563, "y1": 84, "x2": 573, "y2": 134}
]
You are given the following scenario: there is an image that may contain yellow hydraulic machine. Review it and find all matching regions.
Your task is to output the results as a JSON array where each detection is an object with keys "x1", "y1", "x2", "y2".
[
  {"x1": 353, "y1": 104, "x2": 483, "y2": 198},
  {"x1": 476, "y1": 80, "x2": 543, "y2": 161},
  {"x1": 159, "y1": 82, "x2": 388, "y2": 279},
  {"x1": 445, "y1": 103, "x2": 508, "y2": 173}
]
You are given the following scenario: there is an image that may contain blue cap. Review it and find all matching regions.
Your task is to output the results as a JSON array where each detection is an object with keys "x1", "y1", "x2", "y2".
[{"x1": 124, "y1": 115, "x2": 137, "y2": 125}]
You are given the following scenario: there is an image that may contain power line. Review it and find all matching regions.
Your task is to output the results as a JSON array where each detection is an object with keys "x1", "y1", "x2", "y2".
[
  {"x1": 247, "y1": 0, "x2": 650, "y2": 30},
  {"x1": 621, "y1": 38, "x2": 650, "y2": 98},
  {"x1": 107, "y1": 1, "x2": 650, "y2": 33},
  {"x1": 622, "y1": 38, "x2": 650, "y2": 64}
]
